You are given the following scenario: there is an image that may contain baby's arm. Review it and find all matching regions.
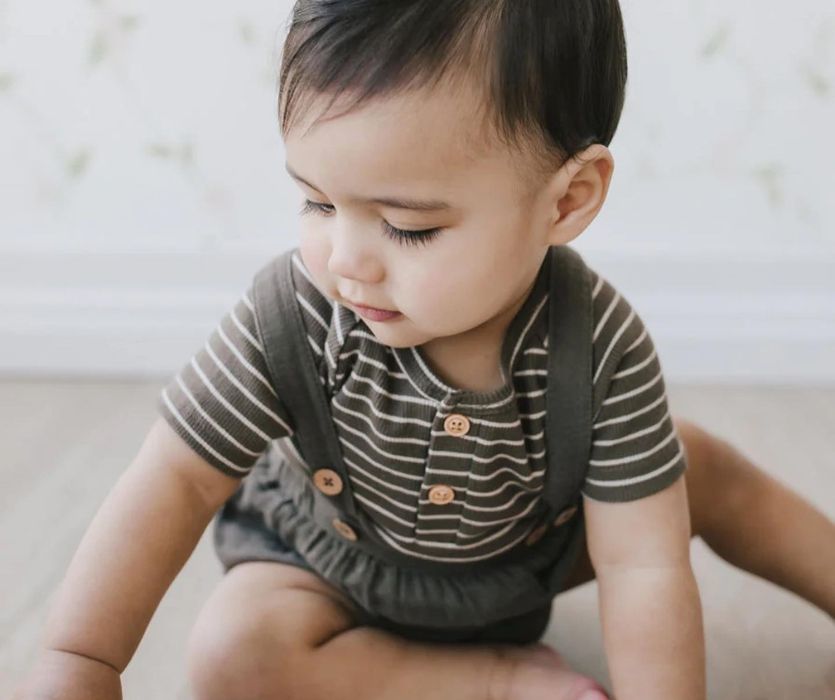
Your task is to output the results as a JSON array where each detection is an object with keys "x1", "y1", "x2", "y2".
[
  {"x1": 584, "y1": 475, "x2": 706, "y2": 700},
  {"x1": 13, "y1": 416, "x2": 241, "y2": 700}
]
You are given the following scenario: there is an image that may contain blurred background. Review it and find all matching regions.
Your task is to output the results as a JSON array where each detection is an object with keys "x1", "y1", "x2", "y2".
[
  {"x1": 1, "y1": 1, "x2": 834, "y2": 381},
  {"x1": 1, "y1": 1, "x2": 833, "y2": 698}
]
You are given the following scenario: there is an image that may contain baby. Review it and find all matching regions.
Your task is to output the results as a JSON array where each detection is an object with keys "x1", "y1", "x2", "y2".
[{"x1": 14, "y1": 2, "x2": 835, "y2": 699}]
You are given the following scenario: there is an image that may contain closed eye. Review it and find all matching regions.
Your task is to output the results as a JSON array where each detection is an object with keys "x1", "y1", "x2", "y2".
[{"x1": 298, "y1": 199, "x2": 443, "y2": 248}]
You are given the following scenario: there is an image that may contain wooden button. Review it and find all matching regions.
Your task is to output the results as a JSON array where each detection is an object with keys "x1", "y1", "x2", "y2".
[
  {"x1": 332, "y1": 518, "x2": 358, "y2": 541},
  {"x1": 525, "y1": 523, "x2": 549, "y2": 546},
  {"x1": 427, "y1": 484, "x2": 455, "y2": 505},
  {"x1": 313, "y1": 468, "x2": 343, "y2": 496},
  {"x1": 443, "y1": 413, "x2": 471, "y2": 437},
  {"x1": 553, "y1": 506, "x2": 578, "y2": 527}
]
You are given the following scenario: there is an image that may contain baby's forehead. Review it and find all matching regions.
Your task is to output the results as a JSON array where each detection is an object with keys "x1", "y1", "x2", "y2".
[{"x1": 285, "y1": 85, "x2": 521, "y2": 183}]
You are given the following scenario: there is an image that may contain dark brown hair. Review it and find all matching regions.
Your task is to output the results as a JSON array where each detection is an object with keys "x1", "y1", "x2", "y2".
[{"x1": 278, "y1": 0, "x2": 627, "y2": 184}]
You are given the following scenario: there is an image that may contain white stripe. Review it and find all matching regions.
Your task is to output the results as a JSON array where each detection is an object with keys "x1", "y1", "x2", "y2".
[
  {"x1": 215, "y1": 324, "x2": 277, "y2": 398},
  {"x1": 343, "y1": 454, "x2": 545, "y2": 500},
  {"x1": 204, "y1": 342, "x2": 290, "y2": 431},
  {"x1": 296, "y1": 291, "x2": 329, "y2": 333},
  {"x1": 427, "y1": 446, "x2": 545, "y2": 466},
  {"x1": 324, "y1": 336, "x2": 337, "y2": 371},
  {"x1": 516, "y1": 387, "x2": 546, "y2": 399},
  {"x1": 593, "y1": 308, "x2": 637, "y2": 385},
  {"x1": 343, "y1": 456, "x2": 425, "y2": 495},
  {"x1": 363, "y1": 498, "x2": 528, "y2": 552},
  {"x1": 589, "y1": 427, "x2": 677, "y2": 467},
  {"x1": 338, "y1": 385, "x2": 435, "y2": 426},
  {"x1": 514, "y1": 368, "x2": 547, "y2": 377},
  {"x1": 510, "y1": 294, "x2": 547, "y2": 368},
  {"x1": 466, "y1": 476, "x2": 545, "y2": 498},
  {"x1": 387, "y1": 345, "x2": 440, "y2": 403},
  {"x1": 339, "y1": 348, "x2": 410, "y2": 380},
  {"x1": 585, "y1": 451, "x2": 683, "y2": 488},
  {"x1": 230, "y1": 306, "x2": 262, "y2": 353},
  {"x1": 455, "y1": 391, "x2": 515, "y2": 411},
  {"x1": 612, "y1": 347, "x2": 656, "y2": 380},
  {"x1": 428, "y1": 465, "x2": 545, "y2": 482},
  {"x1": 350, "y1": 475, "x2": 417, "y2": 514},
  {"x1": 427, "y1": 429, "x2": 543, "y2": 447},
  {"x1": 332, "y1": 400, "x2": 430, "y2": 445},
  {"x1": 160, "y1": 389, "x2": 250, "y2": 474},
  {"x1": 623, "y1": 327, "x2": 648, "y2": 356},
  {"x1": 307, "y1": 334, "x2": 323, "y2": 357},
  {"x1": 593, "y1": 393, "x2": 666, "y2": 429},
  {"x1": 593, "y1": 290, "x2": 621, "y2": 343},
  {"x1": 592, "y1": 410, "x2": 671, "y2": 447},
  {"x1": 601, "y1": 370, "x2": 663, "y2": 407},
  {"x1": 463, "y1": 487, "x2": 537, "y2": 514},
  {"x1": 190, "y1": 357, "x2": 274, "y2": 443},
  {"x1": 369, "y1": 522, "x2": 533, "y2": 562},
  {"x1": 347, "y1": 372, "x2": 444, "y2": 409},
  {"x1": 340, "y1": 440, "x2": 424, "y2": 482},
  {"x1": 334, "y1": 300, "x2": 345, "y2": 345},
  {"x1": 591, "y1": 273, "x2": 604, "y2": 299},
  {"x1": 518, "y1": 409, "x2": 547, "y2": 420},
  {"x1": 353, "y1": 491, "x2": 415, "y2": 528},
  {"x1": 333, "y1": 415, "x2": 427, "y2": 464},
  {"x1": 175, "y1": 375, "x2": 262, "y2": 457}
]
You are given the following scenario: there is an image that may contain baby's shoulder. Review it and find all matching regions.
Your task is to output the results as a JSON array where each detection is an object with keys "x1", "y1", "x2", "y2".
[
  {"x1": 584, "y1": 266, "x2": 648, "y2": 357},
  {"x1": 582, "y1": 265, "x2": 660, "y2": 411}
]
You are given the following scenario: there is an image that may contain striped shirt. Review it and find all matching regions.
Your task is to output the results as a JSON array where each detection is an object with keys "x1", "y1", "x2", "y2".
[{"x1": 158, "y1": 247, "x2": 687, "y2": 563}]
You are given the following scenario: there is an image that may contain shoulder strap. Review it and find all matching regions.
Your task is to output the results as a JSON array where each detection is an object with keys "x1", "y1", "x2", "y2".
[
  {"x1": 251, "y1": 248, "x2": 359, "y2": 519},
  {"x1": 542, "y1": 244, "x2": 594, "y2": 516}
]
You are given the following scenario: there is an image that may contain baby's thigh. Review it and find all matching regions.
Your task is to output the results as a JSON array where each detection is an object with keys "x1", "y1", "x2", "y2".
[{"x1": 186, "y1": 560, "x2": 363, "y2": 700}]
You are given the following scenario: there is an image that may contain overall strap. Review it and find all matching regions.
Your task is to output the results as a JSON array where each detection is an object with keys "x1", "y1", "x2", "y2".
[
  {"x1": 251, "y1": 249, "x2": 359, "y2": 519},
  {"x1": 542, "y1": 244, "x2": 594, "y2": 516}
]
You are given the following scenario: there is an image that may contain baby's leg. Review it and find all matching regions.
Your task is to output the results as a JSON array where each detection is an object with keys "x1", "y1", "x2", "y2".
[
  {"x1": 186, "y1": 561, "x2": 608, "y2": 700},
  {"x1": 673, "y1": 417, "x2": 835, "y2": 618},
  {"x1": 561, "y1": 417, "x2": 835, "y2": 619}
]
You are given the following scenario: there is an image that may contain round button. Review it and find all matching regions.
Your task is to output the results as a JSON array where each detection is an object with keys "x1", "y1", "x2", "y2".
[
  {"x1": 525, "y1": 523, "x2": 549, "y2": 546},
  {"x1": 427, "y1": 484, "x2": 455, "y2": 505},
  {"x1": 553, "y1": 505, "x2": 578, "y2": 527},
  {"x1": 313, "y1": 468, "x2": 343, "y2": 496},
  {"x1": 443, "y1": 413, "x2": 471, "y2": 437},
  {"x1": 332, "y1": 518, "x2": 358, "y2": 541}
]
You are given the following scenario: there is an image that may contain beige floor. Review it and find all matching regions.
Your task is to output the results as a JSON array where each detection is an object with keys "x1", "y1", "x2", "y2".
[{"x1": 0, "y1": 379, "x2": 833, "y2": 698}]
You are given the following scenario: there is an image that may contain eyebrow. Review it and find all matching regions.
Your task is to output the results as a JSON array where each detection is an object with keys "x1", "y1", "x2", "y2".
[{"x1": 285, "y1": 162, "x2": 453, "y2": 212}]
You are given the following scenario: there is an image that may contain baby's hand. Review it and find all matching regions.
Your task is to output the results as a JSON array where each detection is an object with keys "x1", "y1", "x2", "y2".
[{"x1": 12, "y1": 649, "x2": 122, "y2": 700}]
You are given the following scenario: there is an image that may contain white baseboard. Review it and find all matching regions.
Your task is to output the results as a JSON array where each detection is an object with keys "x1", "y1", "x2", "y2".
[{"x1": 1, "y1": 248, "x2": 833, "y2": 384}]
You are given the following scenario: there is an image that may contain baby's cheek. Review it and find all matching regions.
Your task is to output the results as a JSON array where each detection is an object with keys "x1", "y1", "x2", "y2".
[{"x1": 299, "y1": 235, "x2": 334, "y2": 294}]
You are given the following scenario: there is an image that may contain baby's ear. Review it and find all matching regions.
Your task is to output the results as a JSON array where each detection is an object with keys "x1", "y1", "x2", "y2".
[{"x1": 547, "y1": 144, "x2": 614, "y2": 246}]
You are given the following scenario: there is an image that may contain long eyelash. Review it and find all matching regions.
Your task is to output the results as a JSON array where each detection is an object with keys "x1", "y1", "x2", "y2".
[
  {"x1": 381, "y1": 221, "x2": 442, "y2": 248},
  {"x1": 298, "y1": 199, "x2": 442, "y2": 248}
]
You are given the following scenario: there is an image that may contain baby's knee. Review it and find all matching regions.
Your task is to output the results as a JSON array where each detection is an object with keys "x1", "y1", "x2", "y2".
[{"x1": 186, "y1": 604, "x2": 304, "y2": 700}]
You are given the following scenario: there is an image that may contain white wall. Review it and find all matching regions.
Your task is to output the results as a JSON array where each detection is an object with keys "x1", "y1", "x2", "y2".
[{"x1": 1, "y1": 1, "x2": 833, "y2": 383}]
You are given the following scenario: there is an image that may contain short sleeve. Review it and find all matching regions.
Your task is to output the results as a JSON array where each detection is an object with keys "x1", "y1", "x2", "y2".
[
  {"x1": 156, "y1": 284, "x2": 296, "y2": 478},
  {"x1": 582, "y1": 275, "x2": 687, "y2": 503}
]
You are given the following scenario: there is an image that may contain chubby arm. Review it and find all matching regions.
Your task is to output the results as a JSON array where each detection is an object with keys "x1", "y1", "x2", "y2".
[
  {"x1": 14, "y1": 416, "x2": 241, "y2": 699},
  {"x1": 584, "y1": 475, "x2": 706, "y2": 700}
]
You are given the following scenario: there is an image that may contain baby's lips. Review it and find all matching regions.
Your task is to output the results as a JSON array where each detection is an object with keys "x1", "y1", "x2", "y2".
[{"x1": 577, "y1": 690, "x2": 609, "y2": 700}]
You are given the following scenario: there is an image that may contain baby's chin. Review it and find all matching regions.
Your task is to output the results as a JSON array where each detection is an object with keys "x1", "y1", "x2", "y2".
[{"x1": 356, "y1": 315, "x2": 444, "y2": 350}]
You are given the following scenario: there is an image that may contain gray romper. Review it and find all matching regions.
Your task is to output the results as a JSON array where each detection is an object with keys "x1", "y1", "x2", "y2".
[{"x1": 158, "y1": 244, "x2": 688, "y2": 645}]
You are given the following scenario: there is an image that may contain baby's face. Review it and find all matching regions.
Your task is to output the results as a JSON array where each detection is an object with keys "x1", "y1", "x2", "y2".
[{"x1": 284, "y1": 82, "x2": 566, "y2": 352}]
